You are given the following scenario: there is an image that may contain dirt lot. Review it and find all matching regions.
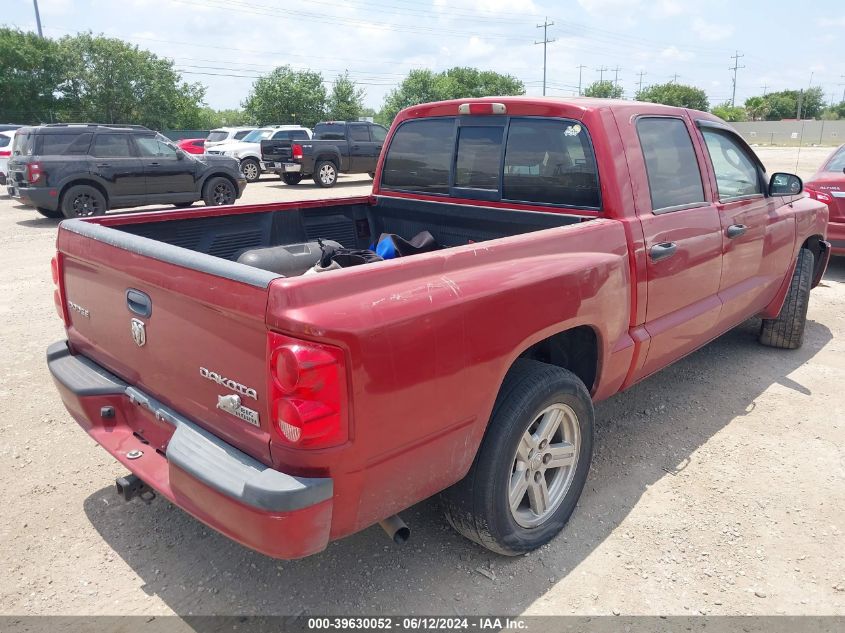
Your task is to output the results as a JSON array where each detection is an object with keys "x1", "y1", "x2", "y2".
[{"x1": 0, "y1": 148, "x2": 843, "y2": 617}]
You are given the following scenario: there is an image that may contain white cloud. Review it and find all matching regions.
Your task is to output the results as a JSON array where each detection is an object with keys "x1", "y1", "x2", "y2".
[
  {"x1": 660, "y1": 45, "x2": 693, "y2": 62},
  {"x1": 691, "y1": 17, "x2": 734, "y2": 42},
  {"x1": 577, "y1": 0, "x2": 641, "y2": 15}
]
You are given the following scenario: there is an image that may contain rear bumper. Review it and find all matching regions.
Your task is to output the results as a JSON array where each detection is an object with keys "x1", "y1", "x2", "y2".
[
  {"x1": 11, "y1": 185, "x2": 58, "y2": 210},
  {"x1": 267, "y1": 161, "x2": 301, "y2": 173},
  {"x1": 47, "y1": 340, "x2": 333, "y2": 559},
  {"x1": 828, "y1": 221, "x2": 845, "y2": 255}
]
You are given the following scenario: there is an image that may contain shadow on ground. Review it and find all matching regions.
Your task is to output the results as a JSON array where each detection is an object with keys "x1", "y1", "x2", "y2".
[{"x1": 83, "y1": 315, "x2": 832, "y2": 617}]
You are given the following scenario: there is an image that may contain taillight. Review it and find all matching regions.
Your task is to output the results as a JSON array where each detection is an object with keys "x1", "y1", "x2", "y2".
[
  {"x1": 50, "y1": 255, "x2": 67, "y2": 324},
  {"x1": 0, "y1": 150, "x2": 10, "y2": 157},
  {"x1": 291, "y1": 144, "x2": 303, "y2": 160},
  {"x1": 458, "y1": 102, "x2": 507, "y2": 115},
  {"x1": 806, "y1": 187, "x2": 832, "y2": 205},
  {"x1": 27, "y1": 162, "x2": 43, "y2": 184},
  {"x1": 268, "y1": 332, "x2": 348, "y2": 448}
]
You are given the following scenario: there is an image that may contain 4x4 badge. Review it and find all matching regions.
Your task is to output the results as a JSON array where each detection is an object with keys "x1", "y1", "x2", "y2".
[{"x1": 131, "y1": 318, "x2": 146, "y2": 347}]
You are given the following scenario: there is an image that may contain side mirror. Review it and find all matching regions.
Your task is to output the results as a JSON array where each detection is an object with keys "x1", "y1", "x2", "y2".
[
  {"x1": 769, "y1": 172, "x2": 802, "y2": 196},
  {"x1": 176, "y1": 149, "x2": 186, "y2": 160}
]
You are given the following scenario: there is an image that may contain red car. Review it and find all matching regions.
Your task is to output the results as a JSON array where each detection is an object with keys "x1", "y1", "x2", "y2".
[
  {"x1": 177, "y1": 138, "x2": 205, "y2": 155},
  {"x1": 47, "y1": 98, "x2": 829, "y2": 559},
  {"x1": 805, "y1": 144, "x2": 845, "y2": 255}
]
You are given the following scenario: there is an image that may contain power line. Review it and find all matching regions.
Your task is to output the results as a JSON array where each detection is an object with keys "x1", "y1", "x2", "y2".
[
  {"x1": 611, "y1": 66, "x2": 621, "y2": 86},
  {"x1": 596, "y1": 66, "x2": 608, "y2": 82},
  {"x1": 535, "y1": 17, "x2": 555, "y2": 96},
  {"x1": 729, "y1": 50, "x2": 745, "y2": 106}
]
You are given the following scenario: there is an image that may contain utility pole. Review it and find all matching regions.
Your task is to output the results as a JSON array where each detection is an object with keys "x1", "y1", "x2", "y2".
[
  {"x1": 729, "y1": 50, "x2": 745, "y2": 106},
  {"x1": 32, "y1": 0, "x2": 43, "y2": 37},
  {"x1": 596, "y1": 66, "x2": 608, "y2": 83},
  {"x1": 797, "y1": 89, "x2": 804, "y2": 120},
  {"x1": 611, "y1": 66, "x2": 622, "y2": 86},
  {"x1": 576, "y1": 64, "x2": 587, "y2": 96},
  {"x1": 760, "y1": 84, "x2": 768, "y2": 96},
  {"x1": 535, "y1": 18, "x2": 555, "y2": 97},
  {"x1": 840, "y1": 75, "x2": 845, "y2": 102},
  {"x1": 669, "y1": 73, "x2": 680, "y2": 83},
  {"x1": 636, "y1": 70, "x2": 647, "y2": 95}
]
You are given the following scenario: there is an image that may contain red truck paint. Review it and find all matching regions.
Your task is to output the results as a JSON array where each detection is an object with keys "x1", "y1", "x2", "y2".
[{"x1": 50, "y1": 97, "x2": 829, "y2": 559}]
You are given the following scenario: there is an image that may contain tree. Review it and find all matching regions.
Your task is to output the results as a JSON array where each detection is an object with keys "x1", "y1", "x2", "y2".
[
  {"x1": 583, "y1": 80, "x2": 623, "y2": 99},
  {"x1": 242, "y1": 66, "x2": 326, "y2": 127},
  {"x1": 711, "y1": 102, "x2": 746, "y2": 122},
  {"x1": 636, "y1": 82, "x2": 709, "y2": 111},
  {"x1": 744, "y1": 96, "x2": 769, "y2": 121},
  {"x1": 381, "y1": 67, "x2": 524, "y2": 124},
  {"x1": 755, "y1": 87, "x2": 825, "y2": 120},
  {"x1": 0, "y1": 28, "x2": 66, "y2": 123},
  {"x1": 327, "y1": 71, "x2": 365, "y2": 121}
]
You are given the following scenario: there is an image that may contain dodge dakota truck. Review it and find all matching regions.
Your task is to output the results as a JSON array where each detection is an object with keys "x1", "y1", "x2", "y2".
[
  {"x1": 48, "y1": 97, "x2": 830, "y2": 560},
  {"x1": 261, "y1": 120, "x2": 388, "y2": 187}
]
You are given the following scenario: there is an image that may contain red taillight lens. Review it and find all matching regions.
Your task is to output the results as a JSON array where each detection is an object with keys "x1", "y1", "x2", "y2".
[
  {"x1": 0, "y1": 150, "x2": 10, "y2": 157},
  {"x1": 806, "y1": 188, "x2": 832, "y2": 205},
  {"x1": 292, "y1": 143, "x2": 303, "y2": 160},
  {"x1": 27, "y1": 162, "x2": 42, "y2": 183},
  {"x1": 51, "y1": 256, "x2": 60, "y2": 285},
  {"x1": 50, "y1": 255, "x2": 67, "y2": 323},
  {"x1": 268, "y1": 333, "x2": 347, "y2": 448},
  {"x1": 458, "y1": 102, "x2": 507, "y2": 115}
]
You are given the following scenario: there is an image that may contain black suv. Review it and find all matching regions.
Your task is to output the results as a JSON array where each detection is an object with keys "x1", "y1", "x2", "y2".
[{"x1": 7, "y1": 124, "x2": 247, "y2": 218}]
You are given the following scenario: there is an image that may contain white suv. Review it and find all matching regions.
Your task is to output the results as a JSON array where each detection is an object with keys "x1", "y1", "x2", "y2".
[
  {"x1": 205, "y1": 125, "x2": 312, "y2": 182},
  {"x1": 205, "y1": 127, "x2": 256, "y2": 152}
]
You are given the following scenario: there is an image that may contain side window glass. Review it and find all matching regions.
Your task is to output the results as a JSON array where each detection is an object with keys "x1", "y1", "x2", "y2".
[
  {"x1": 91, "y1": 134, "x2": 134, "y2": 158},
  {"x1": 41, "y1": 133, "x2": 93, "y2": 156},
  {"x1": 381, "y1": 118, "x2": 456, "y2": 194},
  {"x1": 371, "y1": 126, "x2": 387, "y2": 143},
  {"x1": 637, "y1": 117, "x2": 705, "y2": 212},
  {"x1": 349, "y1": 126, "x2": 370, "y2": 142},
  {"x1": 503, "y1": 119, "x2": 600, "y2": 208},
  {"x1": 234, "y1": 130, "x2": 250, "y2": 140},
  {"x1": 701, "y1": 129, "x2": 762, "y2": 200},
  {"x1": 136, "y1": 136, "x2": 177, "y2": 158}
]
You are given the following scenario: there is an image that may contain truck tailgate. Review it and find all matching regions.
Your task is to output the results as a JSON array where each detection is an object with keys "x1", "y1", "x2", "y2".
[
  {"x1": 57, "y1": 220, "x2": 278, "y2": 464},
  {"x1": 260, "y1": 139, "x2": 292, "y2": 162}
]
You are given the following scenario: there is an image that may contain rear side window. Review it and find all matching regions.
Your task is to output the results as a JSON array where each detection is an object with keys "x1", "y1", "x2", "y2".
[
  {"x1": 207, "y1": 131, "x2": 228, "y2": 142},
  {"x1": 12, "y1": 132, "x2": 34, "y2": 156},
  {"x1": 234, "y1": 130, "x2": 252, "y2": 140},
  {"x1": 348, "y1": 125, "x2": 370, "y2": 142},
  {"x1": 455, "y1": 126, "x2": 503, "y2": 190},
  {"x1": 0, "y1": 136, "x2": 10, "y2": 148},
  {"x1": 40, "y1": 133, "x2": 93, "y2": 156},
  {"x1": 381, "y1": 118, "x2": 456, "y2": 194},
  {"x1": 371, "y1": 126, "x2": 387, "y2": 143},
  {"x1": 503, "y1": 119, "x2": 600, "y2": 208},
  {"x1": 637, "y1": 117, "x2": 705, "y2": 212},
  {"x1": 825, "y1": 146, "x2": 845, "y2": 172},
  {"x1": 701, "y1": 129, "x2": 762, "y2": 200},
  {"x1": 91, "y1": 134, "x2": 134, "y2": 158}
]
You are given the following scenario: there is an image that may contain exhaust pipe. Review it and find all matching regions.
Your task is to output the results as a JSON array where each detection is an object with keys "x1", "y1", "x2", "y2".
[
  {"x1": 378, "y1": 514, "x2": 410, "y2": 544},
  {"x1": 115, "y1": 474, "x2": 154, "y2": 503}
]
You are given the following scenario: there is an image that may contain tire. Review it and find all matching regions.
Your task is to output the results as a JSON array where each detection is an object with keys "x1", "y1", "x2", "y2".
[
  {"x1": 313, "y1": 160, "x2": 338, "y2": 188},
  {"x1": 36, "y1": 207, "x2": 63, "y2": 218},
  {"x1": 759, "y1": 248, "x2": 814, "y2": 349},
  {"x1": 173, "y1": 202, "x2": 194, "y2": 208},
  {"x1": 282, "y1": 173, "x2": 303, "y2": 185},
  {"x1": 202, "y1": 177, "x2": 237, "y2": 206},
  {"x1": 368, "y1": 172, "x2": 375, "y2": 179},
  {"x1": 441, "y1": 359, "x2": 594, "y2": 555},
  {"x1": 60, "y1": 184, "x2": 107, "y2": 219},
  {"x1": 240, "y1": 158, "x2": 261, "y2": 183}
]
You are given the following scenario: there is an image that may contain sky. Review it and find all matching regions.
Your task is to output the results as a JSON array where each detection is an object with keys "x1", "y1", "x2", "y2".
[{"x1": 5, "y1": 0, "x2": 845, "y2": 112}]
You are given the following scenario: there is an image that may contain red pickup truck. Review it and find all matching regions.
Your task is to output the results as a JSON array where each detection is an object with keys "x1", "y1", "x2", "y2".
[{"x1": 48, "y1": 97, "x2": 830, "y2": 560}]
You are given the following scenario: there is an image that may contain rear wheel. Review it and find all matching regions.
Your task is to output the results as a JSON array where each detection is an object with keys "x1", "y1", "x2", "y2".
[
  {"x1": 240, "y1": 158, "x2": 261, "y2": 183},
  {"x1": 441, "y1": 359, "x2": 594, "y2": 555},
  {"x1": 173, "y1": 201, "x2": 194, "y2": 208},
  {"x1": 36, "y1": 207, "x2": 63, "y2": 219},
  {"x1": 759, "y1": 248, "x2": 814, "y2": 349},
  {"x1": 281, "y1": 173, "x2": 303, "y2": 185},
  {"x1": 313, "y1": 160, "x2": 338, "y2": 188},
  {"x1": 203, "y1": 177, "x2": 237, "y2": 206},
  {"x1": 60, "y1": 185, "x2": 107, "y2": 218}
]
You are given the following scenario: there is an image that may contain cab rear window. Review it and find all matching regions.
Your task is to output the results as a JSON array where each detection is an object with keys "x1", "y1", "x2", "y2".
[{"x1": 381, "y1": 116, "x2": 601, "y2": 209}]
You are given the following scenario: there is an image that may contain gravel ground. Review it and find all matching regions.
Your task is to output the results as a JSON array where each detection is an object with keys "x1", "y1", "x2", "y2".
[{"x1": 0, "y1": 148, "x2": 843, "y2": 617}]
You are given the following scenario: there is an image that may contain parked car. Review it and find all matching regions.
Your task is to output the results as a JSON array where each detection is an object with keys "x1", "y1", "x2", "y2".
[
  {"x1": 0, "y1": 124, "x2": 22, "y2": 133},
  {"x1": 262, "y1": 120, "x2": 387, "y2": 187},
  {"x1": 47, "y1": 97, "x2": 829, "y2": 560},
  {"x1": 0, "y1": 129, "x2": 15, "y2": 186},
  {"x1": 204, "y1": 126, "x2": 256, "y2": 152},
  {"x1": 206, "y1": 125, "x2": 311, "y2": 183},
  {"x1": 177, "y1": 138, "x2": 206, "y2": 155},
  {"x1": 805, "y1": 143, "x2": 845, "y2": 255},
  {"x1": 7, "y1": 123, "x2": 246, "y2": 218}
]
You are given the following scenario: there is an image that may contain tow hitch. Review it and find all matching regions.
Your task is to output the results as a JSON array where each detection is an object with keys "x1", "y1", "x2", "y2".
[{"x1": 115, "y1": 474, "x2": 155, "y2": 503}]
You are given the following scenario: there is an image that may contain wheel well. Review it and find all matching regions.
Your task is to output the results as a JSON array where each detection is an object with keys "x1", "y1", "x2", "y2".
[
  {"x1": 59, "y1": 179, "x2": 109, "y2": 206},
  {"x1": 202, "y1": 173, "x2": 238, "y2": 196},
  {"x1": 516, "y1": 326, "x2": 598, "y2": 393},
  {"x1": 315, "y1": 155, "x2": 339, "y2": 169},
  {"x1": 802, "y1": 234, "x2": 827, "y2": 280}
]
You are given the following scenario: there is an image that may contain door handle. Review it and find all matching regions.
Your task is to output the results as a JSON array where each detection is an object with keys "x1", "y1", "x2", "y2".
[
  {"x1": 726, "y1": 223, "x2": 747, "y2": 238},
  {"x1": 351, "y1": 145, "x2": 360, "y2": 150},
  {"x1": 126, "y1": 289, "x2": 152, "y2": 318},
  {"x1": 649, "y1": 242, "x2": 678, "y2": 262},
  {"x1": 95, "y1": 163, "x2": 110, "y2": 167},
  {"x1": 149, "y1": 162, "x2": 160, "y2": 166}
]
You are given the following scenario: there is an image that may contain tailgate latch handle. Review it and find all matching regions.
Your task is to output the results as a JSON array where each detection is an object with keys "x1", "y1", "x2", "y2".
[{"x1": 126, "y1": 289, "x2": 152, "y2": 318}]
